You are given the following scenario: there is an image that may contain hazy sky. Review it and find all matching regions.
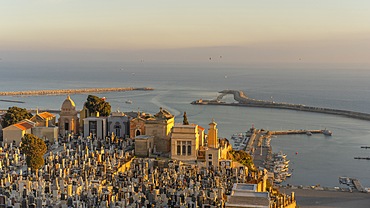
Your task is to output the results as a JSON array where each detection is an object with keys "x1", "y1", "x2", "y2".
[{"x1": 1, "y1": 0, "x2": 370, "y2": 64}]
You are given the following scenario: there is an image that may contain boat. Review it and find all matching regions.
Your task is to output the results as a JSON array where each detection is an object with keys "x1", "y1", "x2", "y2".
[
  {"x1": 306, "y1": 131, "x2": 312, "y2": 136},
  {"x1": 322, "y1": 129, "x2": 332, "y2": 136},
  {"x1": 282, "y1": 172, "x2": 292, "y2": 177},
  {"x1": 274, "y1": 178, "x2": 283, "y2": 184},
  {"x1": 339, "y1": 177, "x2": 351, "y2": 185},
  {"x1": 274, "y1": 152, "x2": 287, "y2": 159},
  {"x1": 125, "y1": 100, "x2": 132, "y2": 104}
]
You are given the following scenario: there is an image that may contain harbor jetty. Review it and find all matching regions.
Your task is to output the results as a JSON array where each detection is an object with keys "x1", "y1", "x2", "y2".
[
  {"x1": 191, "y1": 90, "x2": 370, "y2": 121},
  {"x1": 0, "y1": 99, "x2": 25, "y2": 103},
  {"x1": 354, "y1": 157, "x2": 370, "y2": 160},
  {"x1": 270, "y1": 129, "x2": 323, "y2": 135},
  {"x1": 0, "y1": 87, "x2": 153, "y2": 96}
]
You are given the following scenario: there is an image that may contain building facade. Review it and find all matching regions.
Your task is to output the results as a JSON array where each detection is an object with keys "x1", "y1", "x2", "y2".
[
  {"x1": 107, "y1": 111, "x2": 129, "y2": 138},
  {"x1": 134, "y1": 135, "x2": 154, "y2": 157},
  {"x1": 145, "y1": 108, "x2": 174, "y2": 154},
  {"x1": 31, "y1": 111, "x2": 56, "y2": 127},
  {"x1": 170, "y1": 124, "x2": 204, "y2": 161},
  {"x1": 83, "y1": 117, "x2": 107, "y2": 139},
  {"x1": 58, "y1": 95, "x2": 79, "y2": 136},
  {"x1": 2, "y1": 120, "x2": 35, "y2": 145},
  {"x1": 129, "y1": 117, "x2": 145, "y2": 138}
]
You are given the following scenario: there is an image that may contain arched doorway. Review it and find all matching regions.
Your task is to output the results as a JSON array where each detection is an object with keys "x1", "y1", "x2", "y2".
[
  {"x1": 114, "y1": 122, "x2": 121, "y2": 137},
  {"x1": 135, "y1": 129, "x2": 141, "y2": 136}
]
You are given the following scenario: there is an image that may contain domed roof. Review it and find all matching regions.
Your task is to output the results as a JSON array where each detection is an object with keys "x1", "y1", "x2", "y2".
[{"x1": 61, "y1": 95, "x2": 76, "y2": 111}]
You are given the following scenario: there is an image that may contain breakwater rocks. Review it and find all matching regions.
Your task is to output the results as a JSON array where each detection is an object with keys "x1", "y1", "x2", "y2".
[
  {"x1": 192, "y1": 90, "x2": 370, "y2": 121},
  {"x1": 0, "y1": 87, "x2": 153, "y2": 96}
]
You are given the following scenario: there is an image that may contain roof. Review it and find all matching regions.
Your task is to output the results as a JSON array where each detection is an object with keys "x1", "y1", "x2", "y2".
[
  {"x1": 135, "y1": 135, "x2": 154, "y2": 140},
  {"x1": 174, "y1": 123, "x2": 197, "y2": 128},
  {"x1": 233, "y1": 183, "x2": 257, "y2": 192},
  {"x1": 155, "y1": 107, "x2": 174, "y2": 119},
  {"x1": 31, "y1": 112, "x2": 55, "y2": 122},
  {"x1": 197, "y1": 125, "x2": 205, "y2": 131},
  {"x1": 38, "y1": 112, "x2": 55, "y2": 119},
  {"x1": 61, "y1": 95, "x2": 76, "y2": 110},
  {"x1": 125, "y1": 111, "x2": 152, "y2": 120},
  {"x1": 209, "y1": 118, "x2": 217, "y2": 126},
  {"x1": 227, "y1": 184, "x2": 270, "y2": 208},
  {"x1": 12, "y1": 120, "x2": 35, "y2": 130},
  {"x1": 83, "y1": 117, "x2": 106, "y2": 121},
  {"x1": 226, "y1": 195, "x2": 270, "y2": 207},
  {"x1": 110, "y1": 111, "x2": 126, "y2": 117}
]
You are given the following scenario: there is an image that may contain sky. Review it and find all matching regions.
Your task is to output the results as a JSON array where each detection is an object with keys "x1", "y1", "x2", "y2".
[{"x1": 1, "y1": 0, "x2": 370, "y2": 64}]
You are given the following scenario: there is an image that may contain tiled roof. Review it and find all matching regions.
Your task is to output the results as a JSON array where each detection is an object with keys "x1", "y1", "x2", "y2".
[
  {"x1": 13, "y1": 121, "x2": 34, "y2": 130},
  {"x1": 38, "y1": 112, "x2": 55, "y2": 119},
  {"x1": 198, "y1": 125, "x2": 205, "y2": 131}
]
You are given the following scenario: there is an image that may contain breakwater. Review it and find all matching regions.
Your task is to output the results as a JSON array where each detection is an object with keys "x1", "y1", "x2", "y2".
[
  {"x1": 0, "y1": 99, "x2": 25, "y2": 103},
  {"x1": 270, "y1": 130, "x2": 323, "y2": 135},
  {"x1": 0, "y1": 87, "x2": 153, "y2": 96},
  {"x1": 191, "y1": 90, "x2": 370, "y2": 121}
]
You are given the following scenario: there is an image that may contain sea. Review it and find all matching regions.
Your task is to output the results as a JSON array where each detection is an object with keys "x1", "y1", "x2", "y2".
[{"x1": 1, "y1": 60, "x2": 370, "y2": 187}]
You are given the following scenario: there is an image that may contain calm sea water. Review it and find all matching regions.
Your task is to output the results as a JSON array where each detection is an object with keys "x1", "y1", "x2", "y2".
[{"x1": 1, "y1": 61, "x2": 370, "y2": 187}]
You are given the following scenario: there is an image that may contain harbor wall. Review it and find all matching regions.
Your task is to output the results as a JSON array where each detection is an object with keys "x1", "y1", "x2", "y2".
[
  {"x1": 0, "y1": 87, "x2": 153, "y2": 96},
  {"x1": 193, "y1": 90, "x2": 370, "y2": 121}
]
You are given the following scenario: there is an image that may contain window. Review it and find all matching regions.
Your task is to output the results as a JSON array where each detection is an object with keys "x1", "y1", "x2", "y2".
[
  {"x1": 135, "y1": 129, "x2": 141, "y2": 136},
  {"x1": 176, "y1": 141, "x2": 192, "y2": 156},
  {"x1": 187, "y1": 141, "x2": 192, "y2": 155},
  {"x1": 208, "y1": 154, "x2": 213, "y2": 166},
  {"x1": 177, "y1": 143, "x2": 181, "y2": 155},
  {"x1": 182, "y1": 143, "x2": 186, "y2": 155}
]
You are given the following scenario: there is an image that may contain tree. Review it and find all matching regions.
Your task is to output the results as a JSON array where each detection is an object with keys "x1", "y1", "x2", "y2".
[
  {"x1": 20, "y1": 133, "x2": 47, "y2": 172},
  {"x1": 84, "y1": 95, "x2": 111, "y2": 116},
  {"x1": 1, "y1": 106, "x2": 33, "y2": 128},
  {"x1": 183, "y1": 111, "x2": 189, "y2": 125}
]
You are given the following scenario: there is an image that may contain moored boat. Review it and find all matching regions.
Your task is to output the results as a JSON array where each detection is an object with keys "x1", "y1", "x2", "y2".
[{"x1": 322, "y1": 129, "x2": 332, "y2": 136}]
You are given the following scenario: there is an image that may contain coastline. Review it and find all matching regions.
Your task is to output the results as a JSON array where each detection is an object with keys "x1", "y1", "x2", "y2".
[
  {"x1": 0, "y1": 87, "x2": 153, "y2": 96},
  {"x1": 191, "y1": 90, "x2": 370, "y2": 121}
]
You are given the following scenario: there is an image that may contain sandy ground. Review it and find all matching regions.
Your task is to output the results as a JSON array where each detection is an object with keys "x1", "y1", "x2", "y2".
[{"x1": 279, "y1": 187, "x2": 370, "y2": 208}]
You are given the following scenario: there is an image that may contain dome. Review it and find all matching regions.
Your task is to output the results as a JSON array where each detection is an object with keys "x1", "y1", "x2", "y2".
[{"x1": 61, "y1": 95, "x2": 76, "y2": 111}]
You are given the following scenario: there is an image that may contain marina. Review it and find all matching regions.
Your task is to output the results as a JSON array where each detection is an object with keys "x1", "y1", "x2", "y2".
[
  {"x1": 266, "y1": 152, "x2": 292, "y2": 184},
  {"x1": 231, "y1": 127, "x2": 292, "y2": 184},
  {"x1": 230, "y1": 127, "x2": 370, "y2": 193},
  {"x1": 230, "y1": 126, "x2": 339, "y2": 186}
]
